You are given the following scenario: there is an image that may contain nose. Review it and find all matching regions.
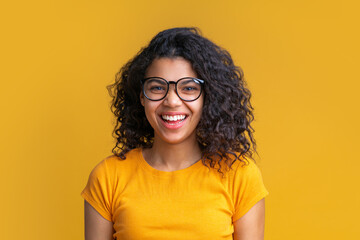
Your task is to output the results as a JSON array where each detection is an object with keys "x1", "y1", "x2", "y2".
[{"x1": 163, "y1": 85, "x2": 182, "y2": 106}]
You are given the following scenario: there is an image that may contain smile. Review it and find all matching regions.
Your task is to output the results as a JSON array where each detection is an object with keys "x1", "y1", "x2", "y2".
[
  {"x1": 161, "y1": 114, "x2": 186, "y2": 121},
  {"x1": 159, "y1": 114, "x2": 188, "y2": 129}
]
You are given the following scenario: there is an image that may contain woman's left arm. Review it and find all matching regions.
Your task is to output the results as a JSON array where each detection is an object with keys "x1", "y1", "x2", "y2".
[{"x1": 233, "y1": 198, "x2": 266, "y2": 240}]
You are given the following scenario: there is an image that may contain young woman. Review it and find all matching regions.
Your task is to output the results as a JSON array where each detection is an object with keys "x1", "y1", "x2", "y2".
[{"x1": 81, "y1": 27, "x2": 269, "y2": 240}]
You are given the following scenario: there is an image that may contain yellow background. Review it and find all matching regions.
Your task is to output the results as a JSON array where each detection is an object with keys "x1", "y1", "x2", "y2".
[{"x1": 1, "y1": 0, "x2": 359, "y2": 239}]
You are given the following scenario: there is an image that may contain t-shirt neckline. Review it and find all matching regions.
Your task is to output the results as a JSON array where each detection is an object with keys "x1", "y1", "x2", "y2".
[{"x1": 137, "y1": 148, "x2": 203, "y2": 177}]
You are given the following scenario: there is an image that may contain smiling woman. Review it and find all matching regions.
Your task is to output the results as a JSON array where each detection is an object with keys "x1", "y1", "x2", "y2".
[
  {"x1": 81, "y1": 27, "x2": 269, "y2": 240},
  {"x1": 141, "y1": 57, "x2": 204, "y2": 147}
]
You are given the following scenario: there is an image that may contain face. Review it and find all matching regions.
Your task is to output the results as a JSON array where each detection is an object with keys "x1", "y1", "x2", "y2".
[{"x1": 140, "y1": 57, "x2": 204, "y2": 145}]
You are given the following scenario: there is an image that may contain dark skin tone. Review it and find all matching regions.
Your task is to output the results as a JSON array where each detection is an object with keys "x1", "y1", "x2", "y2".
[{"x1": 84, "y1": 58, "x2": 266, "y2": 239}]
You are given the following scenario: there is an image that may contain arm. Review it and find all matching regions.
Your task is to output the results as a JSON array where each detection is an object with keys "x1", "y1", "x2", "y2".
[
  {"x1": 233, "y1": 198, "x2": 266, "y2": 240},
  {"x1": 84, "y1": 200, "x2": 115, "y2": 240}
]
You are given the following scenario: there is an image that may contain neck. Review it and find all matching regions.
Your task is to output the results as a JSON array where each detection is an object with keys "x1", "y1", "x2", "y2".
[{"x1": 143, "y1": 136, "x2": 202, "y2": 172}]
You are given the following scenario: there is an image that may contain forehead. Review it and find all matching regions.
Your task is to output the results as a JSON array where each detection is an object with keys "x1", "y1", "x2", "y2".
[{"x1": 145, "y1": 57, "x2": 197, "y2": 80}]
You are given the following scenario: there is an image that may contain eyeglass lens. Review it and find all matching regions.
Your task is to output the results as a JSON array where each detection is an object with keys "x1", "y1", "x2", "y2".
[{"x1": 143, "y1": 78, "x2": 202, "y2": 101}]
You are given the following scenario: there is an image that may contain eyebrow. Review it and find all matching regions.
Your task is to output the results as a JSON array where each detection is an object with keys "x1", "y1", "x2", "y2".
[
  {"x1": 145, "y1": 77, "x2": 198, "y2": 83},
  {"x1": 146, "y1": 78, "x2": 167, "y2": 84},
  {"x1": 179, "y1": 79, "x2": 200, "y2": 85}
]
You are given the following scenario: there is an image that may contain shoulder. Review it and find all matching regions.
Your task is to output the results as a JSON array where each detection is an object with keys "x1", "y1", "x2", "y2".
[
  {"x1": 209, "y1": 153, "x2": 258, "y2": 176},
  {"x1": 230, "y1": 156, "x2": 264, "y2": 182},
  {"x1": 229, "y1": 156, "x2": 269, "y2": 221},
  {"x1": 102, "y1": 148, "x2": 141, "y2": 166},
  {"x1": 90, "y1": 148, "x2": 142, "y2": 179},
  {"x1": 232, "y1": 156, "x2": 259, "y2": 173}
]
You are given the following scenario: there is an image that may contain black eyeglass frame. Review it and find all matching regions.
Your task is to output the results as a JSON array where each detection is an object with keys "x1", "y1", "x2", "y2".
[{"x1": 141, "y1": 77, "x2": 205, "y2": 102}]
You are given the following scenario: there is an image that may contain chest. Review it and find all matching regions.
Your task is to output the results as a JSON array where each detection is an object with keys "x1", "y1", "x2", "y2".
[{"x1": 112, "y1": 172, "x2": 235, "y2": 240}]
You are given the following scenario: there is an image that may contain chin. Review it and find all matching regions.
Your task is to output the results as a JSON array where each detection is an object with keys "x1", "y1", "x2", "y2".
[{"x1": 156, "y1": 132, "x2": 195, "y2": 146}]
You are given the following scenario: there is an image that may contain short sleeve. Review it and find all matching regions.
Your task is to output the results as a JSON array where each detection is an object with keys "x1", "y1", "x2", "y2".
[
  {"x1": 81, "y1": 158, "x2": 113, "y2": 222},
  {"x1": 231, "y1": 160, "x2": 269, "y2": 222}
]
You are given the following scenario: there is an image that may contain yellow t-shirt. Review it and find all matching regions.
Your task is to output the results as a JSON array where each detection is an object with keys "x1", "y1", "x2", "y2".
[{"x1": 81, "y1": 148, "x2": 269, "y2": 240}]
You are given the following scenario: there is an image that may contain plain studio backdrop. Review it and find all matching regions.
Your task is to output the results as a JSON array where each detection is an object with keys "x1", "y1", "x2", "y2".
[{"x1": 0, "y1": 0, "x2": 359, "y2": 239}]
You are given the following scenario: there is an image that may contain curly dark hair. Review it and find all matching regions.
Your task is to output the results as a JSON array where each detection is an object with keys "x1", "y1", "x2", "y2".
[{"x1": 107, "y1": 27, "x2": 256, "y2": 172}]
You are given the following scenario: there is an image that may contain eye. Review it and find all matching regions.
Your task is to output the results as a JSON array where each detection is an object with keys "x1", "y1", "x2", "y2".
[
  {"x1": 182, "y1": 86, "x2": 197, "y2": 91},
  {"x1": 144, "y1": 78, "x2": 167, "y2": 93},
  {"x1": 150, "y1": 86, "x2": 166, "y2": 91}
]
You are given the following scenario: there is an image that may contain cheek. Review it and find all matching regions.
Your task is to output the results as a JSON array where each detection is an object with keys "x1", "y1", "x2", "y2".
[
  {"x1": 195, "y1": 98, "x2": 204, "y2": 114},
  {"x1": 189, "y1": 101, "x2": 204, "y2": 120},
  {"x1": 143, "y1": 102, "x2": 159, "y2": 123}
]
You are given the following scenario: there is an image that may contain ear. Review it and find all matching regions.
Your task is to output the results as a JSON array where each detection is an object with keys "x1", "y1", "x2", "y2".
[{"x1": 140, "y1": 92, "x2": 145, "y2": 107}]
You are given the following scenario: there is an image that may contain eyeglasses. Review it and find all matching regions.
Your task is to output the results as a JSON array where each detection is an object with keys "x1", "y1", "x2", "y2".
[{"x1": 141, "y1": 77, "x2": 204, "y2": 102}]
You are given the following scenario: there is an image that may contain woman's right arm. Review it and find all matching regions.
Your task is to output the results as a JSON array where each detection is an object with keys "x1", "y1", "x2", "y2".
[{"x1": 84, "y1": 200, "x2": 115, "y2": 240}]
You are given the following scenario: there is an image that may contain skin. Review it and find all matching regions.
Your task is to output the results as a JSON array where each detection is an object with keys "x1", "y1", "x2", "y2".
[
  {"x1": 84, "y1": 201, "x2": 114, "y2": 240},
  {"x1": 140, "y1": 57, "x2": 204, "y2": 171},
  {"x1": 84, "y1": 57, "x2": 266, "y2": 239},
  {"x1": 233, "y1": 198, "x2": 266, "y2": 240}
]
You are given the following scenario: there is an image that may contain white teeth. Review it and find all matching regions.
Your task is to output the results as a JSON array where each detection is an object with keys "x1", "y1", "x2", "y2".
[{"x1": 161, "y1": 114, "x2": 186, "y2": 121}]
